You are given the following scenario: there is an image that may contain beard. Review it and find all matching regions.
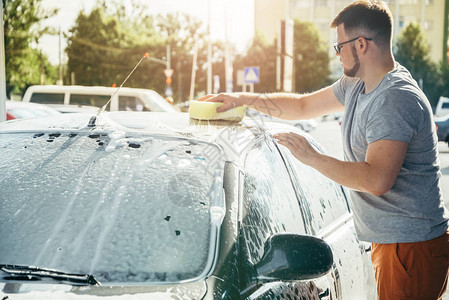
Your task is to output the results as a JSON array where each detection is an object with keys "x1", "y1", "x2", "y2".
[{"x1": 343, "y1": 45, "x2": 360, "y2": 77}]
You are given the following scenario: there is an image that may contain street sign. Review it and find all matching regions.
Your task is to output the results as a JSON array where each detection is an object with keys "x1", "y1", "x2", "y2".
[
  {"x1": 164, "y1": 69, "x2": 174, "y2": 78},
  {"x1": 244, "y1": 66, "x2": 260, "y2": 84}
]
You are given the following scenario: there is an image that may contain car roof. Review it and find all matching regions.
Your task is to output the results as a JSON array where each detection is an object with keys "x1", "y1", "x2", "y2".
[
  {"x1": 0, "y1": 111, "x2": 315, "y2": 164},
  {"x1": 5, "y1": 100, "x2": 60, "y2": 111},
  {"x1": 25, "y1": 85, "x2": 162, "y2": 95}
]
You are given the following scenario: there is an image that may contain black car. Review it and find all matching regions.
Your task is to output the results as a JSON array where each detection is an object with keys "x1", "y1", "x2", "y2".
[{"x1": 0, "y1": 111, "x2": 376, "y2": 299}]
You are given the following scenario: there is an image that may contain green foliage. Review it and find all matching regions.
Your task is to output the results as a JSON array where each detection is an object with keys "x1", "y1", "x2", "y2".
[
  {"x1": 438, "y1": 62, "x2": 449, "y2": 98},
  {"x1": 231, "y1": 20, "x2": 331, "y2": 94},
  {"x1": 4, "y1": 1, "x2": 334, "y2": 102},
  {"x1": 395, "y1": 23, "x2": 431, "y2": 78},
  {"x1": 65, "y1": 4, "x2": 165, "y2": 91},
  {"x1": 65, "y1": 5, "x2": 207, "y2": 102},
  {"x1": 293, "y1": 19, "x2": 330, "y2": 93},
  {"x1": 233, "y1": 32, "x2": 277, "y2": 93},
  {"x1": 395, "y1": 23, "x2": 440, "y2": 106},
  {"x1": 3, "y1": 0, "x2": 57, "y2": 97},
  {"x1": 155, "y1": 12, "x2": 206, "y2": 101}
]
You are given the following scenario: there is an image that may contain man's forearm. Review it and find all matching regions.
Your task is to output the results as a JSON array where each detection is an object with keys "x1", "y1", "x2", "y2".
[
  {"x1": 233, "y1": 92, "x2": 313, "y2": 120},
  {"x1": 308, "y1": 153, "x2": 395, "y2": 197}
]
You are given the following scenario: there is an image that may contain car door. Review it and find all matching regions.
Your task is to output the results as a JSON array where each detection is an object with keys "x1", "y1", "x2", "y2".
[
  {"x1": 278, "y1": 138, "x2": 377, "y2": 300},
  {"x1": 238, "y1": 138, "x2": 333, "y2": 299}
]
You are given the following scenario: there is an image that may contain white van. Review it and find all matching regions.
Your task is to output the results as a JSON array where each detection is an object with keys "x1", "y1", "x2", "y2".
[
  {"x1": 22, "y1": 85, "x2": 177, "y2": 113},
  {"x1": 435, "y1": 96, "x2": 449, "y2": 117}
]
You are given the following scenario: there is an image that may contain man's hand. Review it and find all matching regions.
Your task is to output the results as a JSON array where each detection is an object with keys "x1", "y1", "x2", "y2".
[
  {"x1": 197, "y1": 93, "x2": 241, "y2": 113},
  {"x1": 274, "y1": 132, "x2": 319, "y2": 166}
]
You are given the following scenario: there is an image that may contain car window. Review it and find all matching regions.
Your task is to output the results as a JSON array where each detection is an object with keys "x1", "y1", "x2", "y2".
[
  {"x1": 119, "y1": 95, "x2": 145, "y2": 111},
  {"x1": 242, "y1": 140, "x2": 306, "y2": 264},
  {"x1": 279, "y1": 146, "x2": 350, "y2": 234},
  {"x1": 0, "y1": 132, "x2": 225, "y2": 284},
  {"x1": 30, "y1": 92, "x2": 64, "y2": 104},
  {"x1": 70, "y1": 94, "x2": 110, "y2": 109},
  {"x1": 142, "y1": 91, "x2": 177, "y2": 112}
]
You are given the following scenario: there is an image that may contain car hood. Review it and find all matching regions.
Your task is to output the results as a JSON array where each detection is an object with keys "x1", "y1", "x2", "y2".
[{"x1": 0, "y1": 280, "x2": 207, "y2": 299}]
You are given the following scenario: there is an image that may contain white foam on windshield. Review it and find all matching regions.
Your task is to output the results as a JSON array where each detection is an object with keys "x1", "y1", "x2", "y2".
[{"x1": 0, "y1": 131, "x2": 225, "y2": 284}]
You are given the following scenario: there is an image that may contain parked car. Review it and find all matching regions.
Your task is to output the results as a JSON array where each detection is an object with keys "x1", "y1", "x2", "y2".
[
  {"x1": 435, "y1": 96, "x2": 449, "y2": 117},
  {"x1": 22, "y1": 85, "x2": 177, "y2": 113},
  {"x1": 46, "y1": 104, "x2": 101, "y2": 114},
  {"x1": 246, "y1": 108, "x2": 317, "y2": 132},
  {"x1": 0, "y1": 111, "x2": 376, "y2": 299},
  {"x1": 436, "y1": 114, "x2": 449, "y2": 146},
  {"x1": 5, "y1": 100, "x2": 61, "y2": 120}
]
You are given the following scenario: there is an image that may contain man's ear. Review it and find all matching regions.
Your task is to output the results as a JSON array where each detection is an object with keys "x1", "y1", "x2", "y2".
[{"x1": 359, "y1": 38, "x2": 368, "y2": 54}]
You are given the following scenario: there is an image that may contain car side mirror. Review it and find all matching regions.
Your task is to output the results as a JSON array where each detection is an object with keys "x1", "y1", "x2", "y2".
[{"x1": 254, "y1": 233, "x2": 333, "y2": 281}]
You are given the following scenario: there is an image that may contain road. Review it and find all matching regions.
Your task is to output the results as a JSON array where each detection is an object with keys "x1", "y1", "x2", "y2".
[{"x1": 309, "y1": 118, "x2": 449, "y2": 208}]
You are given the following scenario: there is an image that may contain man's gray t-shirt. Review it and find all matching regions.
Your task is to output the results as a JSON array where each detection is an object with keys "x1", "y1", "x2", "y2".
[{"x1": 332, "y1": 62, "x2": 449, "y2": 244}]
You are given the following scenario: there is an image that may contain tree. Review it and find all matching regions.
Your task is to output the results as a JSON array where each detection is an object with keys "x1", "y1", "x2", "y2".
[
  {"x1": 3, "y1": 0, "x2": 58, "y2": 97},
  {"x1": 395, "y1": 23, "x2": 439, "y2": 106},
  {"x1": 156, "y1": 13, "x2": 206, "y2": 102},
  {"x1": 438, "y1": 62, "x2": 449, "y2": 99},
  {"x1": 233, "y1": 32, "x2": 277, "y2": 93},
  {"x1": 65, "y1": 1, "x2": 166, "y2": 91},
  {"x1": 293, "y1": 19, "x2": 330, "y2": 93}
]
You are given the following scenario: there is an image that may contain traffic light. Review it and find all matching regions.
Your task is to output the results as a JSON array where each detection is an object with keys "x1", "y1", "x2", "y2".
[{"x1": 166, "y1": 77, "x2": 172, "y2": 84}]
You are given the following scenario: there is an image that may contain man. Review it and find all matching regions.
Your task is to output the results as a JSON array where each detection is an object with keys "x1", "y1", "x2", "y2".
[{"x1": 199, "y1": 1, "x2": 449, "y2": 299}]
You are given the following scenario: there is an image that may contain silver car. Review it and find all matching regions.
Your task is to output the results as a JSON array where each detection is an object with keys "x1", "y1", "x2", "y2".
[{"x1": 0, "y1": 111, "x2": 376, "y2": 299}]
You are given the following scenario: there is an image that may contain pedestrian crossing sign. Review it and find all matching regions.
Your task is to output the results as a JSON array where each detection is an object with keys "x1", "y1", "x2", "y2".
[{"x1": 244, "y1": 66, "x2": 260, "y2": 84}]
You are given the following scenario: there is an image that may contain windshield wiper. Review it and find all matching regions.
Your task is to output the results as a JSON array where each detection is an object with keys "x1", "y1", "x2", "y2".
[{"x1": 0, "y1": 264, "x2": 100, "y2": 286}]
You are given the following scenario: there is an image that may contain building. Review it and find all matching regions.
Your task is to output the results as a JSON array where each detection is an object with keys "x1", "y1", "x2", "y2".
[{"x1": 254, "y1": 0, "x2": 449, "y2": 79}]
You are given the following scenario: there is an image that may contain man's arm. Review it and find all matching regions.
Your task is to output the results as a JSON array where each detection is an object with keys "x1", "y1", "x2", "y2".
[
  {"x1": 198, "y1": 85, "x2": 344, "y2": 120},
  {"x1": 274, "y1": 133, "x2": 408, "y2": 196}
]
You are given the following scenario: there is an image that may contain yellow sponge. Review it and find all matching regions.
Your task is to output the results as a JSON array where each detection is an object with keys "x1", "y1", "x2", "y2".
[{"x1": 189, "y1": 100, "x2": 246, "y2": 121}]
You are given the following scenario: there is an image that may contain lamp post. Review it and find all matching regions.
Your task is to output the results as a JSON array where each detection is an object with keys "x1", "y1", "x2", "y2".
[{"x1": 207, "y1": 0, "x2": 212, "y2": 94}]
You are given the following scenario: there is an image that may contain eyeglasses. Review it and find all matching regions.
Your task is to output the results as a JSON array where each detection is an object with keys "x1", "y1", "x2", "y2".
[{"x1": 333, "y1": 37, "x2": 372, "y2": 54}]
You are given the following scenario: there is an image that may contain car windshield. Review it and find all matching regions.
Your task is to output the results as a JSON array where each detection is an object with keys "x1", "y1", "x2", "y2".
[
  {"x1": 0, "y1": 130, "x2": 225, "y2": 284},
  {"x1": 142, "y1": 92, "x2": 177, "y2": 112}
]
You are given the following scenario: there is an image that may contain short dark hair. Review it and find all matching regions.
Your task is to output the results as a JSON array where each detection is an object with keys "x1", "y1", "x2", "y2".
[{"x1": 330, "y1": 0, "x2": 393, "y2": 49}]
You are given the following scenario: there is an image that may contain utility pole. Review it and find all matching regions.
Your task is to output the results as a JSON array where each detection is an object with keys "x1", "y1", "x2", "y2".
[
  {"x1": 40, "y1": 51, "x2": 45, "y2": 85},
  {"x1": 444, "y1": 0, "x2": 449, "y2": 64},
  {"x1": 164, "y1": 44, "x2": 174, "y2": 99},
  {"x1": 207, "y1": 0, "x2": 212, "y2": 94},
  {"x1": 189, "y1": 40, "x2": 198, "y2": 100},
  {"x1": 57, "y1": 27, "x2": 63, "y2": 85},
  {"x1": 224, "y1": 2, "x2": 233, "y2": 93},
  {"x1": 0, "y1": 5, "x2": 7, "y2": 122},
  {"x1": 166, "y1": 44, "x2": 171, "y2": 70}
]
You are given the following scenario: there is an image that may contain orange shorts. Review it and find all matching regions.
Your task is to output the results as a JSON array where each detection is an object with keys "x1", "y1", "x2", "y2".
[{"x1": 371, "y1": 230, "x2": 449, "y2": 300}]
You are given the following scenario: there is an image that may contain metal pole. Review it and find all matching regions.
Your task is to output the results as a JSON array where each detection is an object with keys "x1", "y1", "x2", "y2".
[
  {"x1": 0, "y1": 5, "x2": 7, "y2": 122},
  {"x1": 58, "y1": 27, "x2": 62, "y2": 85},
  {"x1": 224, "y1": 1, "x2": 233, "y2": 93},
  {"x1": 207, "y1": 0, "x2": 212, "y2": 94},
  {"x1": 189, "y1": 40, "x2": 198, "y2": 100},
  {"x1": 166, "y1": 44, "x2": 171, "y2": 69},
  {"x1": 444, "y1": 0, "x2": 449, "y2": 64}
]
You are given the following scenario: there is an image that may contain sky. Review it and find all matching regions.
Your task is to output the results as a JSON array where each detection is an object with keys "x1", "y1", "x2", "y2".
[{"x1": 39, "y1": 0, "x2": 255, "y2": 65}]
